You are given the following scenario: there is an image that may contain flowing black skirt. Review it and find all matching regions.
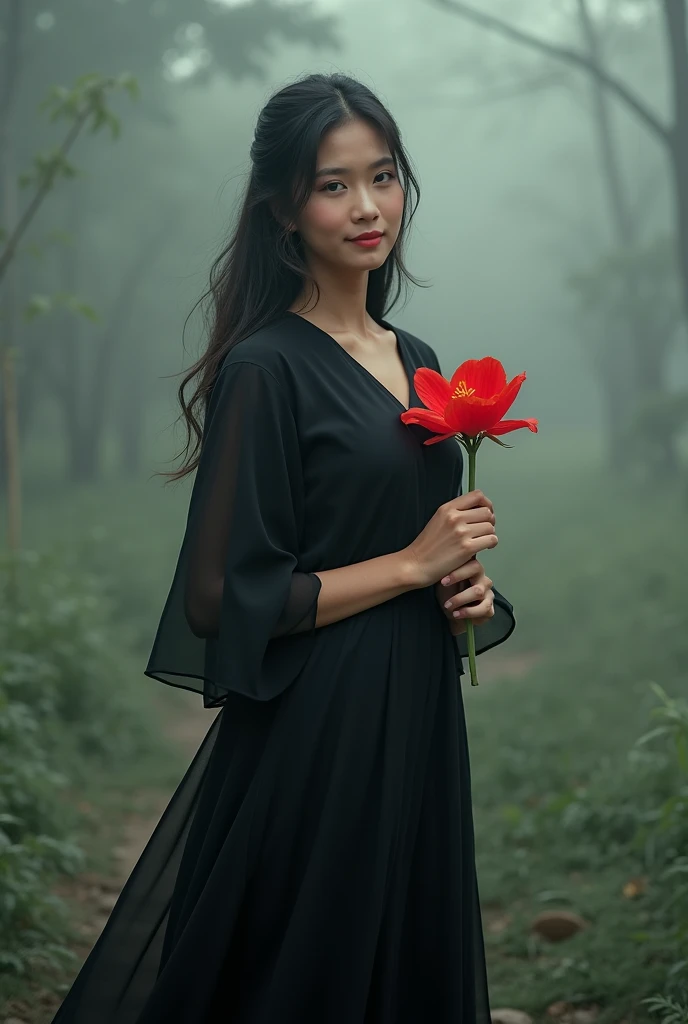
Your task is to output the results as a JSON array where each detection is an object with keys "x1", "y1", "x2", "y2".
[{"x1": 50, "y1": 586, "x2": 495, "y2": 1023}]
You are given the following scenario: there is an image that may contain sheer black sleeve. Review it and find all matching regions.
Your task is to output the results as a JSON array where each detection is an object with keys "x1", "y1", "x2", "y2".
[{"x1": 144, "y1": 358, "x2": 322, "y2": 708}]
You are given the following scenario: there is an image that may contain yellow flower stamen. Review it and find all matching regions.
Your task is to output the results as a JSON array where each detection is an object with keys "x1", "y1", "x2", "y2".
[{"x1": 453, "y1": 380, "x2": 475, "y2": 399}]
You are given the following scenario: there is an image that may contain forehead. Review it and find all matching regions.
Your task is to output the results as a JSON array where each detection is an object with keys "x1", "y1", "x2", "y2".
[{"x1": 317, "y1": 119, "x2": 390, "y2": 164}]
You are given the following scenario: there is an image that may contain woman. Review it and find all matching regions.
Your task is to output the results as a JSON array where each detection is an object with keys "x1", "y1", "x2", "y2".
[{"x1": 51, "y1": 72, "x2": 515, "y2": 1024}]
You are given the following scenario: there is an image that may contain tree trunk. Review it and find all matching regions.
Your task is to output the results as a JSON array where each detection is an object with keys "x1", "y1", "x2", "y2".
[
  {"x1": 118, "y1": 364, "x2": 144, "y2": 475},
  {"x1": 576, "y1": 0, "x2": 635, "y2": 248},
  {"x1": 663, "y1": 1, "x2": 688, "y2": 334},
  {"x1": 108, "y1": 217, "x2": 174, "y2": 476},
  {"x1": 49, "y1": 186, "x2": 108, "y2": 485},
  {"x1": 576, "y1": 0, "x2": 645, "y2": 473},
  {"x1": 579, "y1": 0, "x2": 683, "y2": 481},
  {"x1": 600, "y1": 355, "x2": 632, "y2": 473},
  {"x1": 0, "y1": 0, "x2": 24, "y2": 572},
  {"x1": 48, "y1": 189, "x2": 91, "y2": 483}
]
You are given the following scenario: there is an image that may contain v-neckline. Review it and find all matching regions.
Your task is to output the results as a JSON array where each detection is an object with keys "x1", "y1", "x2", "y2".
[{"x1": 283, "y1": 311, "x2": 413, "y2": 413}]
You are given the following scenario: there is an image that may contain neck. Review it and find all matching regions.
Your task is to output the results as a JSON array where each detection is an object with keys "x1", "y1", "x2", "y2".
[{"x1": 290, "y1": 262, "x2": 374, "y2": 335}]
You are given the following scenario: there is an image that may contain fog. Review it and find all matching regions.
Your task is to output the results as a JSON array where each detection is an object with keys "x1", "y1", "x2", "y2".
[{"x1": 2, "y1": 1, "x2": 687, "y2": 1018}]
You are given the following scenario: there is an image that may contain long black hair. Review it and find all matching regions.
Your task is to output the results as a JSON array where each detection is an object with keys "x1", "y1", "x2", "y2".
[{"x1": 159, "y1": 72, "x2": 423, "y2": 483}]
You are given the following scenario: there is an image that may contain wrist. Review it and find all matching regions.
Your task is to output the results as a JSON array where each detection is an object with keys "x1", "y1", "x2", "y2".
[{"x1": 394, "y1": 548, "x2": 427, "y2": 591}]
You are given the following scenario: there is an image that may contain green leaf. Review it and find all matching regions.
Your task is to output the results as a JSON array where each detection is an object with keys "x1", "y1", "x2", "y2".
[
  {"x1": 486, "y1": 434, "x2": 514, "y2": 449},
  {"x1": 23, "y1": 295, "x2": 53, "y2": 321},
  {"x1": 118, "y1": 73, "x2": 140, "y2": 101},
  {"x1": 23, "y1": 292, "x2": 100, "y2": 323}
]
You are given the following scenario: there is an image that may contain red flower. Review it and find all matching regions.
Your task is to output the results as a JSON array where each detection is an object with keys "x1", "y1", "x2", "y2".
[{"x1": 401, "y1": 356, "x2": 538, "y2": 445}]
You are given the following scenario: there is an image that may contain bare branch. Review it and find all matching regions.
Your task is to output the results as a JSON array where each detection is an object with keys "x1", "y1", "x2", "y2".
[
  {"x1": 449, "y1": 67, "x2": 573, "y2": 107},
  {"x1": 429, "y1": 0, "x2": 670, "y2": 144}
]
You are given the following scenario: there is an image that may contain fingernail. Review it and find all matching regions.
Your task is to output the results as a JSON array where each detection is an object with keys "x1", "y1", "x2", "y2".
[
  {"x1": 444, "y1": 600, "x2": 452, "y2": 610},
  {"x1": 441, "y1": 577, "x2": 451, "y2": 586},
  {"x1": 453, "y1": 609, "x2": 463, "y2": 618}
]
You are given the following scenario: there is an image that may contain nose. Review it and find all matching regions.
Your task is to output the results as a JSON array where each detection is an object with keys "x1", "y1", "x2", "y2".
[{"x1": 352, "y1": 183, "x2": 380, "y2": 221}]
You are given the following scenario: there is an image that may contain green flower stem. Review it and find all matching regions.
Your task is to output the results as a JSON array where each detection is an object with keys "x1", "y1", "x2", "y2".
[{"x1": 465, "y1": 437, "x2": 479, "y2": 687}]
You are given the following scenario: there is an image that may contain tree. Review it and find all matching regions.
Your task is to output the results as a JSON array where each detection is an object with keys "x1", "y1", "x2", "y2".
[
  {"x1": 1, "y1": 0, "x2": 341, "y2": 489},
  {"x1": 568, "y1": 236, "x2": 685, "y2": 478},
  {"x1": 430, "y1": 0, "x2": 688, "y2": 326},
  {"x1": 571, "y1": 0, "x2": 681, "y2": 473},
  {"x1": 0, "y1": 68, "x2": 138, "y2": 606},
  {"x1": 429, "y1": 0, "x2": 687, "y2": 476}
]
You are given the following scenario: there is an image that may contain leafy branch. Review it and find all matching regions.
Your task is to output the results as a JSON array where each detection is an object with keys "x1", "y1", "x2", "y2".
[{"x1": 0, "y1": 72, "x2": 139, "y2": 286}]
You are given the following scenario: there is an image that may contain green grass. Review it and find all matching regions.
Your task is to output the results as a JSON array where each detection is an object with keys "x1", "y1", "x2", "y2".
[
  {"x1": 468, "y1": 669, "x2": 681, "y2": 1020},
  {"x1": 463, "y1": 433, "x2": 688, "y2": 1020},
  {"x1": 0, "y1": 724, "x2": 188, "y2": 1014}
]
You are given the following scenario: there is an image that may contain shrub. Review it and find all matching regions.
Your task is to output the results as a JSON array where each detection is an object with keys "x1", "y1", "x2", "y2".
[{"x1": 0, "y1": 548, "x2": 167, "y2": 977}]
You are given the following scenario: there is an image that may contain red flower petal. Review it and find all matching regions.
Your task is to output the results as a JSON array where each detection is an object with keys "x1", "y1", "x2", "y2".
[
  {"x1": 450, "y1": 357, "x2": 507, "y2": 399},
  {"x1": 399, "y1": 358, "x2": 536, "y2": 448},
  {"x1": 443, "y1": 395, "x2": 493, "y2": 437},
  {"x1": 489, "y1": 418, "x2": 539, "y2": 435},
  {"x1": 484, "y1": 372, "x2": 527, "y2": 426},
  {"x1": 399, "y1": 406, "x2": 451, "y2": 432},
  {"x1": 413, "y1": 367, "x2": 452, "y2": 413},
  {"x1": 423, "y1": 431, "x2": 456, "y2": 446}
]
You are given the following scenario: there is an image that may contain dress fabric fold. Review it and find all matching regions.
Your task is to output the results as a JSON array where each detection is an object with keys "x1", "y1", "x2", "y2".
[
  {"x1": 146, "y1": 358, "x2": 323, "y2": 707},
  {"x1": 50, "y1": 312, "x2": 516, "y2": 1024}
]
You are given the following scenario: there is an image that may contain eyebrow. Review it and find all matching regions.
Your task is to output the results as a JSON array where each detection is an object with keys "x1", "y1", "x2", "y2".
[{"x1": 314, "y1": 155, "x2": 396, "y2": 178}]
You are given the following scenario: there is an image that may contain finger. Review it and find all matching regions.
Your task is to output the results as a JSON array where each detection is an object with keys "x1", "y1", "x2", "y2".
[
  {"x1": 466, "y1": 522, "x2": 497, "y2": 539},
  {"x1": 459, "y1": 573, "x2": 493, "y2": 598},
  {"x1": 440, "y1": 559, "x2": 481, "y2": 587},
  {"x1": 460, "y1": 507, "x2": 496, "y2": 526},
  {"x1": 449, "y1": 490, "x2": 494, "y2": 514},
  {"x1": 452, "y1": 593, "x2": 495, "y2": 620},
  {"x1": 465, "y1": 489, "x2": 494, "y2": 514},
  {"x1": 442, "y1": 583, "x2": 487, "y2": 613},
  {"x1": 470, "y1": 534, "x2": 499, "y2": 555}
]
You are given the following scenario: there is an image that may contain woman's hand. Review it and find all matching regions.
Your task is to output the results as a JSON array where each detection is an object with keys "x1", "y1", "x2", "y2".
[
  {"x1": 404, "y1": 491, "x2": 498, "y2": 589},
  {"x1": 434, "y1": 558, "x2": 495, "y2": 635}
]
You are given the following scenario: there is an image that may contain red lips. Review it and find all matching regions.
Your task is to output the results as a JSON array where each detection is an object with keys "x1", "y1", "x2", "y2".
[{"x1": 350, "y1": 231, "x2": 383, "y2": 241}]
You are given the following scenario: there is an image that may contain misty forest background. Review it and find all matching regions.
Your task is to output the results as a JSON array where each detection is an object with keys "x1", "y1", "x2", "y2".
[{"x1": 1, "y1": 0, "x2": 688, "y2": 1022}]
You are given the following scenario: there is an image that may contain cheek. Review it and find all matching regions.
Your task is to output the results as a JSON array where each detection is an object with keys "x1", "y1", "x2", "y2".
[
  {"x1": 303, "y1": 195, "x2": 345, "y2": 236},
  {"x1": 384, "y1": 184, "x2": 405, "y2": 223}
]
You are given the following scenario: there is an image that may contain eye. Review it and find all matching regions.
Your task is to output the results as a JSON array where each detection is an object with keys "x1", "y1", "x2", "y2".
[
  {"x1": 376, "y1": 170, "x2": 397, "y2": 183},
  {"x1": 321, "y1": 181, "x2": 345, "y2": 193}
]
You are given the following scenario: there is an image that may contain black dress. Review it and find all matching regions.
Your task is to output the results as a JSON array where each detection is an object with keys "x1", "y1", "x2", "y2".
[{"x1": 50, "y1": 311, "x2": 515, "y2": 1024}]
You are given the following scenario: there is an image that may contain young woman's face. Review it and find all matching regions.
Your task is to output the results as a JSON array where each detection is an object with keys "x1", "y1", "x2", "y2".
[{"x1": 293, "y1": 118, "x2": 405, "y2": 272}]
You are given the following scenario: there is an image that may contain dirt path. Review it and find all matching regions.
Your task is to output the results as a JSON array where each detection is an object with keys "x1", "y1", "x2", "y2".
[
  {"x1": 112, "y1": 695, "x2": 218, "y2": 880},
  {"x1": 1, "y1": 693, "x2": 216, "y2": 1024}
]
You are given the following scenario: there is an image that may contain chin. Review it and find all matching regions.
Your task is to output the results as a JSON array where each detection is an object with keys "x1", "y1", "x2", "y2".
[{"x1": 346, "y1": 243, "x2": 391, "y2": 266}]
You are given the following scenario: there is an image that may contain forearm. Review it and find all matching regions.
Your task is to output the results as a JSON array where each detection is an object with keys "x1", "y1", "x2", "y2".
[{"x1": 313, "y1": 550, "x2": 422, "y2": 628}]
